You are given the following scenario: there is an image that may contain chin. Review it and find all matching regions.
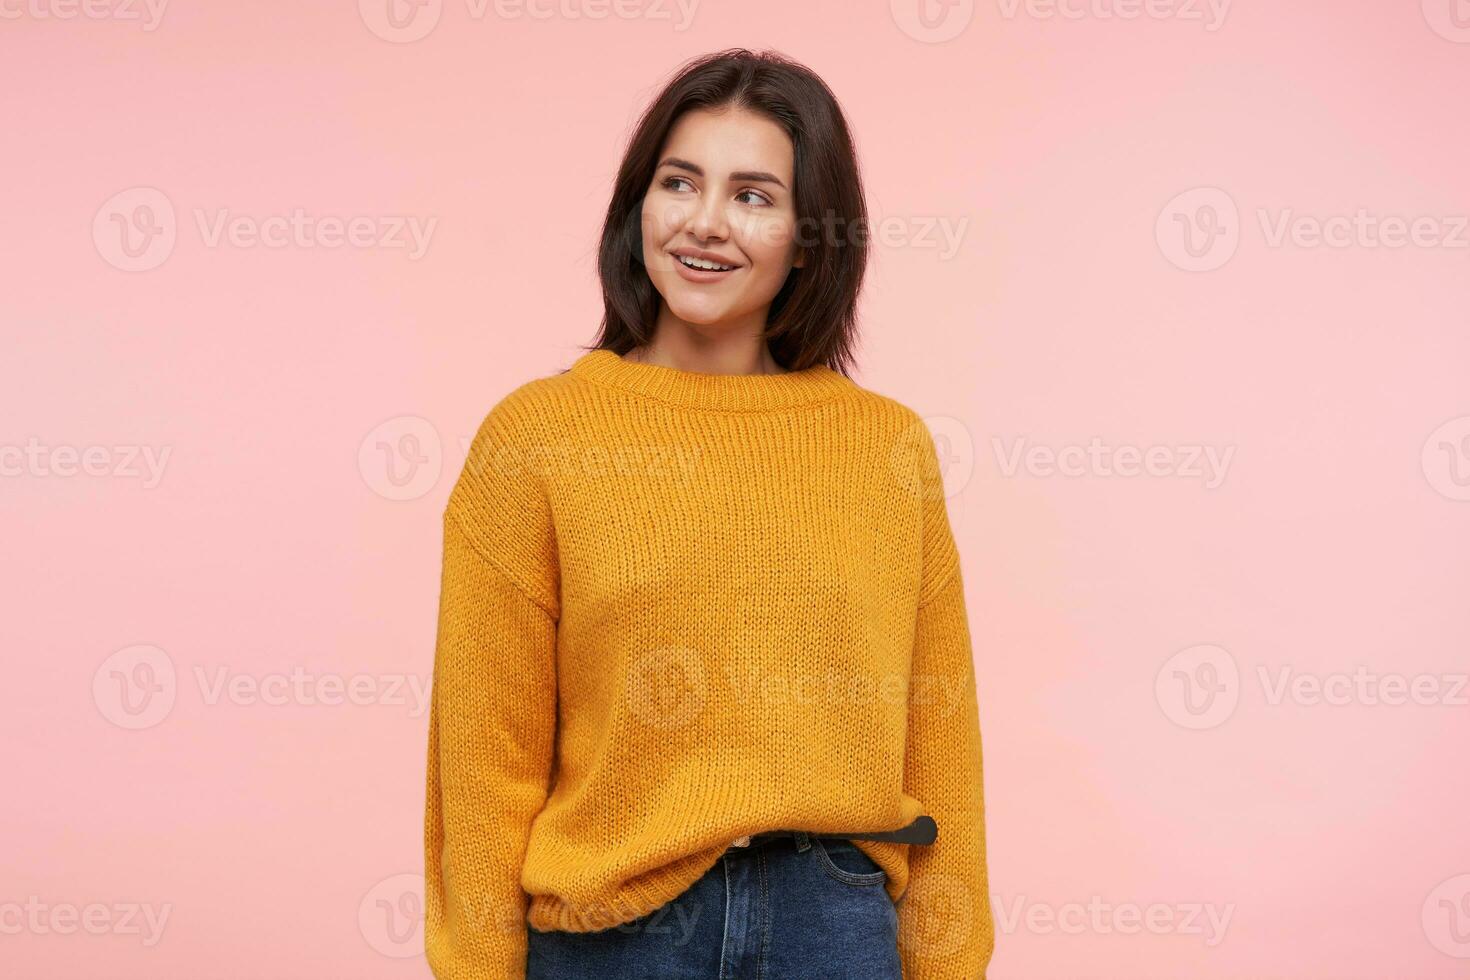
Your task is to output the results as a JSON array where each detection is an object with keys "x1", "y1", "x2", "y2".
[{"x1": 664, "y1": 296, "x2": 733, "y2": 326}]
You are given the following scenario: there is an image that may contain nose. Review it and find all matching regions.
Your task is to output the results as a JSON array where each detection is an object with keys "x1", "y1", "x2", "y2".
[{"x1": 684, "y1": 188, "x2": 729, "y2": 242}]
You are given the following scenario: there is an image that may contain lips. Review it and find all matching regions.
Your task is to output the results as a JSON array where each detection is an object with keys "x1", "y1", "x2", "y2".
[
  {"x1": 676, "y1": 255, "x2": 736, "y2": 272},
  {"x1": 670, "y1": 248, "x2": 741, "y2": 271},
  {"x1": 669, "y1": 250, "x2": 740, "y2": 283}
]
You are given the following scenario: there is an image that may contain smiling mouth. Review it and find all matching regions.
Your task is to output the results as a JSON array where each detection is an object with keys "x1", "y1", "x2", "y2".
[{"x1": 675, "y1": 254, "x2": 739, "y2": 272}]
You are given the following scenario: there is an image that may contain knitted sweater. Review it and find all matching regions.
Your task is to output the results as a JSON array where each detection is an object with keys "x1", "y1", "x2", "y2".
[{"x1": 424, "y1": 348, "x2": 993, "y2": 979}]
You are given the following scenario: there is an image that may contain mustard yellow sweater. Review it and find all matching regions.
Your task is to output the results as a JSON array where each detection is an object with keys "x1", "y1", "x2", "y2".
[{"x1": 424, "y1": 348, "x2": 993, "y2": 979}]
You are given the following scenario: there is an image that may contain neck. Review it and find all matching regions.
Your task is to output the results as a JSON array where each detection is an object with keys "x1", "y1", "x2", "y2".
[
  {"x1": 630, "y1": 309, "x2": 786, "y2": 376},
  {"x1": 570, "y1": 349, "x2": 851, "y2": 413}
]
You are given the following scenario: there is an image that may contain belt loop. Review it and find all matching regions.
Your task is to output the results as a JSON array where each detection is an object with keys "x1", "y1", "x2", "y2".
[{"x1": 793, "y1": 831, "x2": 810, "y2": 852}]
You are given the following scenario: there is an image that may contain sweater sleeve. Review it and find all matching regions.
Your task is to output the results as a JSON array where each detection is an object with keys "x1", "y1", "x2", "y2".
[
  {"x1": 898, "y1": 422, "x2": 995, "y2": 979},
  {"x1": 424, "y1": 406, "x2": 559, "y2": 979}
]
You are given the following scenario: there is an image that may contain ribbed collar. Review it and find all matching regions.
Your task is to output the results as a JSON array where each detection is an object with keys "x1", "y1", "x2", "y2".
[{"x1": 569, "y1": 348, "x2": 855, "y2": 412}]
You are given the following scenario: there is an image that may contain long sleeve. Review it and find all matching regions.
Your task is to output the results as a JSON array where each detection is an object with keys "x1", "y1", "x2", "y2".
[
  {"x1": 898, "y1": 422, "x2": 995, "y2": 979},
  {"x1": 424, "y1": 405, "x2": 560, "y2": 979}
]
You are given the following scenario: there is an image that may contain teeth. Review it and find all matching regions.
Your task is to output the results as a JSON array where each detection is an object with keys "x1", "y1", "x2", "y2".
[{"x1": 678, "y1": 254, "x2": 735, "y2": 272}]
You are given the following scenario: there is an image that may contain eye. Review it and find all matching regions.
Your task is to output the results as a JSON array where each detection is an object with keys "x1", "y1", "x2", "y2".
[{"x1": 660, "y1": 175, "x2": 771, "y2": 208}]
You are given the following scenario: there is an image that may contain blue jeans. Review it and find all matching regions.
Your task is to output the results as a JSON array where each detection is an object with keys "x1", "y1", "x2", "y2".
[{"x1": 526, "y1": 832, "x2": 902, "y2": 979}]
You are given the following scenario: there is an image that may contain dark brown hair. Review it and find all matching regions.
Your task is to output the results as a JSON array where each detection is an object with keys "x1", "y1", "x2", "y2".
[{"x1": 587, "y1": 48, "x2": 869, "y2": 375}]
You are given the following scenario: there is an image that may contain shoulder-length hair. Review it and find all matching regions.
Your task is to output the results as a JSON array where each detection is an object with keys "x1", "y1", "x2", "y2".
[{"x1": 589, "y1": 48, "x2": 869, "y2": 375}]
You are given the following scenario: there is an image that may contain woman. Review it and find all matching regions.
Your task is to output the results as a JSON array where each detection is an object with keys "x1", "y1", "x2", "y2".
[{"x1": 424, "y1": 48, "x2": 993, "y2": 979}]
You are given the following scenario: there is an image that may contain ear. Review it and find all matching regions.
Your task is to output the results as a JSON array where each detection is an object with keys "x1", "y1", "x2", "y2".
[{"x1": 792, "y1": 247, "x2": 806, "y2": 270}]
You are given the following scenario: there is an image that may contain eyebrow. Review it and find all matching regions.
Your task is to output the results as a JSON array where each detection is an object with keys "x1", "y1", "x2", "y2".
[{"x1": 657, "y1": 156, "x2": 788, "y2": 190}]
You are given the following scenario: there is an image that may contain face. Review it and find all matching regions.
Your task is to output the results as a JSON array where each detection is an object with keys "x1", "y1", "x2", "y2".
[{"x1": 639, "y1": 106, "x2": 805, "y2": 332}]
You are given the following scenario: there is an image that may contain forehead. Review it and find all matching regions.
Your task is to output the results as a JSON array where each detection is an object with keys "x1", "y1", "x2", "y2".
[{"x1": 659, "y1": 107, "x2": 794, "y2": 182}]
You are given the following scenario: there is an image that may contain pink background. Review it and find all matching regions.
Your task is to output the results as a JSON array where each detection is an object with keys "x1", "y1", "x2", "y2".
[{"x1": 5, "y1": 1, "x2": 1469, "y2": 977}]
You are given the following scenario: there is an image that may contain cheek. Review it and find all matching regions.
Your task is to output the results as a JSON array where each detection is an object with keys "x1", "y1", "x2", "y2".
[
  {"x1": 738, "y1": 213, "x2": 798, "y2": 267},
  {"x1": 642, "y1": 194, "x2": 688, "y2": 242}
]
